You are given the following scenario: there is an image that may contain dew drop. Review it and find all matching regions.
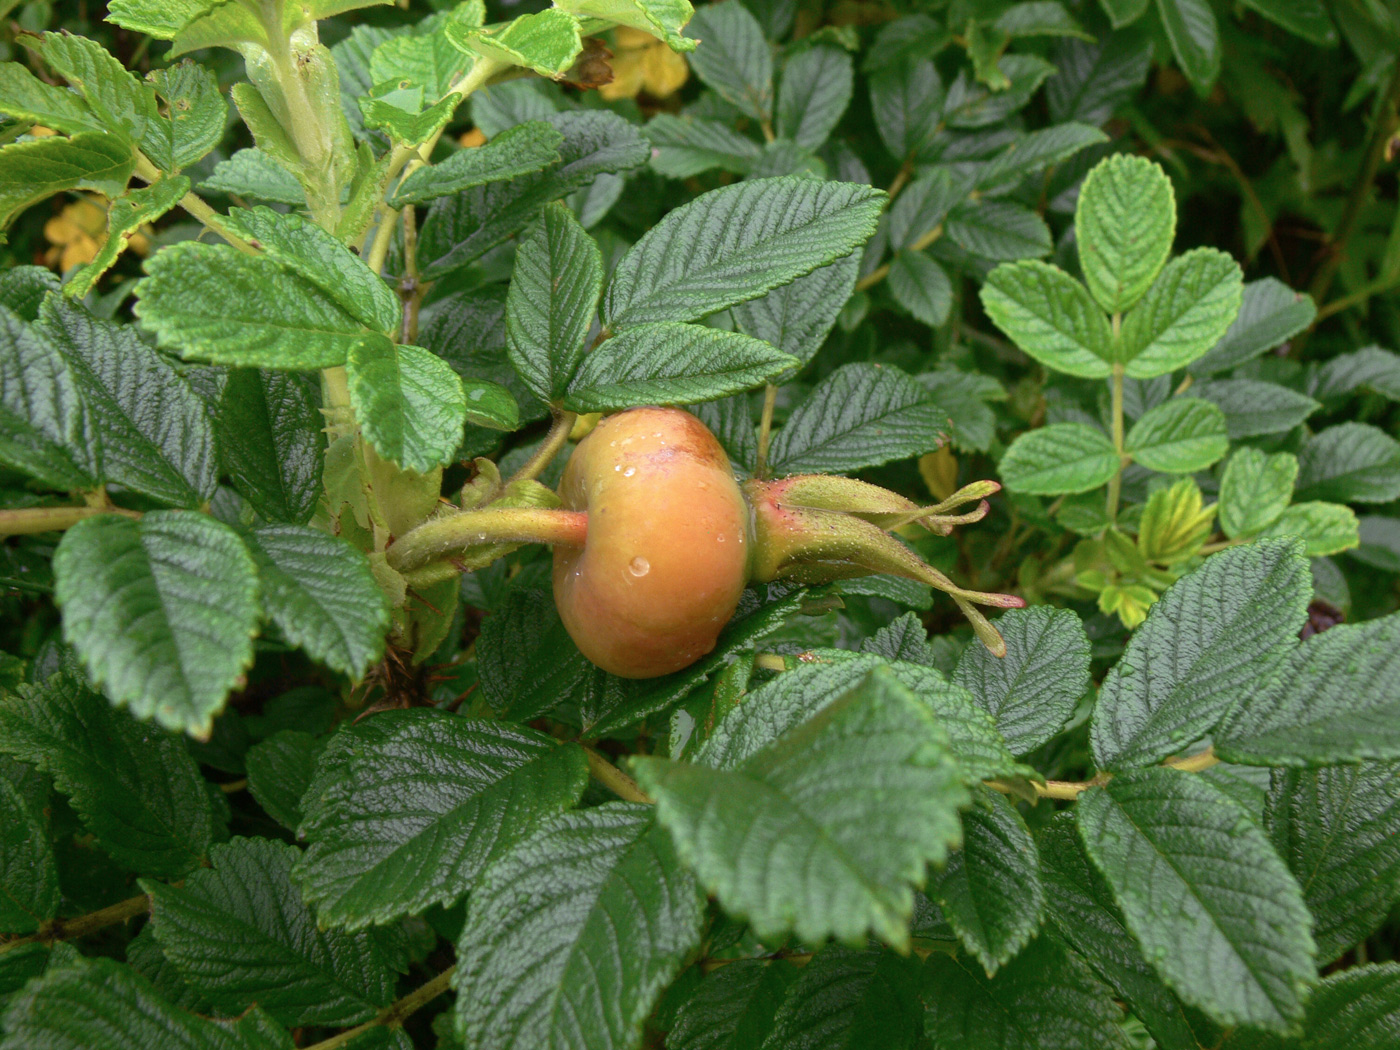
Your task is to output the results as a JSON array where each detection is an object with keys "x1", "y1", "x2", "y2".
[
  {"x1": 623, "y1": 467, "x2": 636, "y2": 477},
  {"x1": 716, "y1": 534, "x2": 725, "y2": 542},
  {"x1": 628, "y1": 556, "x2": 651, "y2": 577}
]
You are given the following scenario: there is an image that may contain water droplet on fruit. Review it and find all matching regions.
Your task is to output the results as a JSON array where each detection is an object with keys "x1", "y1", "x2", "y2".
[
  {"x1": 623, "y1": 467, "x2": 635, "y2": 477},
  {"x1": 716, "y1": 534, "x2": 725, "y2": 542},
  {"x1": 628, "y1": 556, "x2": 650, "y2": 577}
]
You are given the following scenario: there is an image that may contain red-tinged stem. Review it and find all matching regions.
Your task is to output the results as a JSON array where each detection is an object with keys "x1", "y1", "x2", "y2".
[{"x1": 386, "y1": 507, "x2": 587, "y2": 573}]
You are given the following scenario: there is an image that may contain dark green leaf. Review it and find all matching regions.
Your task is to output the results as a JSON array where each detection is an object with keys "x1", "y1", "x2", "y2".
[
  {"x1": 888, "y1": 251, "x2": 953, "y2": 327},
  {"x1": 1192, "y1": 378, "x2": 1320, "y2": 439},
  {"x1": 685, "y1": 2, "x2": 773, "y2": 120},
  {"x1": 0, "y1": 756, "x2": 58, "y2": 933},
  {"x1": 870, "y1": 58, "x2": 943, "y2": 162},
  {"x1": 477, "y1": 587, "x2": 603, "y2": 723},
  {"x1": 777, "y1": 45, "x2": 853, "y2": 149},
  {"x1": 732, "y1": 254, "x2": 858, "y2": 373},
  {"x1": 1189, "y1": 278, "x2": 1316, "y2": 375},
  {"x1": 765, "y1": 945, "x2": 923, "y2": 1050},
  {"x1": 945, "y1": 200, "x2": 1052, "y2": 261},
  {"x1": 245, "y1": 730, "x2": 324, "y2": 832},
  {"x1": 213, "y1": 369, "x2": 324, "y2": 524},
  {"x1": 1295, "y1": 423, "x2": 1400, "y2": 504},
  {"x1": 1156, "y1": 0, "x2": 1221, "y2": 90},
  {"x1": 390, "y1": 120, "x2": 564, "y2": 207},
  {"x1": 668, "y1": 958, "x2": 792, "y2": 1050},
  {"x1": 645, "y1": 114, "x2": 762, "y2": 178},
  {"x1": 1045, "y1": 33, "x2": 1153, "y2": 125},
  {"x1": 1311, "y1": 345, "x2": 1400, "y2": 402}
]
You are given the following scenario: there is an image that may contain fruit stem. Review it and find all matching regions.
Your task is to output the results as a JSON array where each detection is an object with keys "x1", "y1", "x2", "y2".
[
  {"x1": 507, "y1": 408, "x2": 578, "y2": 486},
  {"x1": 386, "y1": 507, "x2": 587, "y2": 573}
]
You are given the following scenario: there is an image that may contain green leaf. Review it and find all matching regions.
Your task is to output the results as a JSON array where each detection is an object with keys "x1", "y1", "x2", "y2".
[
  {"x1": 53, "y1": 511, "x2": 261, "y2": 738},
  {"x1": 212, "y1": 369, "x2": 323, "y2": 524},
  {"x1": 1091, "y1": 538, "x2": 1310, "y2": 768},
  {"x1": 1265, "y1": 763, "x2": 1400, "y2": 965},
  {"x1": 1189, "y1": 278, "x2": 1316, "y2": 374},
  {"x1": 997, "y1": 3, "x2": 1095, "y2": 40},
  {"x1": 147, "y1": 60, "x2": 227, "y2": 172},
  {"x1": 505, "y1": 202, "x2": 602, "y2": 404},
  {"x1": 0, "y1": 61, "x2": 102, "y2": 135},
  {"x1": 421, "y1": 111, "x2": 648, "y2": 278},
  {"x1": 1312, "y1": 345, "x2": 1400, "y2": 402},
  {"x1": 685, "y1": 1, "x2": 772, "y2": 120},
  {"x1": 862, "y1": 612, "x2": 949, "y2": 667},
  {"x1": 644, "y1": 114, "x2": 761, "y2": 178},
  {"x1": 1219, "y1": 448, "x2": 1297, "y2": 539},
  {"x1": 668, "y1": 958, "x2": 792, "y2": 1050},
  {"x1": 732, "y1": 254, "x2": 859, "y2": 372},
  {"x1": 390, "y1": 120, "x2": 563, "y2": 207},
  {"x1": 65, "y1": 176, "x2": 189, "y2": 299},
  {"x1": 1078, "y1": 767, "x2": 1315, "y2": 1031},
  {"x1": 943, "y1": 55, "x2": 1055, "y2": 128},
  {"x1": 1075, "y1": 153, "x2": 1175, "y2": 314},
  {"x1": 0, "y1": 956, "x2": 290, "y2": 1050},
  {"x1": 1258, "y1": 502, "x2": 1359, "y2": 558},
  {"x1": 0, "y1": 757, "x2": 58, "y2": 933},
  {"x1": 765, "y1": 945, "x2": 923, "y2": 1049},
  {"x1": 1216, "y1": 611, "x2": 1400, "y2": 766},
  {"x1": 1353, "y1": 515, "x2": 1400, "y2": 572},
  {"x1": 447, "y1": 9, "x2": 582, "y2": 78},
  {"x1": 241, "y1": 525, "x2": 388, "y2": 679},
  {"x1": 1295, "y1": 423, "x2": 1400, "y2": 504},
  {"x1": 954, "y1": 606, "x2": 1090, "y2": 755},
  {"x1": 980, "y1": 261, "x2": 1113, "y2": 378},
  {"x1": 888, "y1": 168, "x2": 964, "y2": 250},
  {"x1": 922, "y1": 936, "x2": 1130, "y2": 1050},
  {"x1": 1225, "y1": 963, "x2": 1400, "y2": 1050},
  {"x1": 1039, "y1": 817, "x2": 1199, "y2": 1050},
  {"x1": 1124, "y1": 396, "x2": 1228, "y2": 473},
  {"x1": 777, "y1": 45, "x2": 853, "y2": 149},
  {"x1": 476, "y1": 587, "x2": 603, "y2": 722},
  {"x1": 0, "y1": 131, "x2": 134, "y2": 236},
  {"x1": 870, "y1": 58, "x2": 943, "y2": 162},
  {"x1": 358, "y1": 83, "x2": 458, "y2": 147},
  {"x1": 766, "y1": 362, "x2": 949, "y2": 475},
  {"x1": 930, "y1": 789, "x2": 1045, "y2": 975},
  {"x1": 1156, "y1": 0, "x2": 1221, "y2": 90},
  {"x1": 135, "y1": 242, "x2": 370, "y2": 369},
  {"x1": 454, "y1": 802, "x2": 704, "y2": 1050},
  {"x1": 1238, "y1": 0, "x2": 1337, "y2": 44},
  {"x1": 1045, "y1": 32, "x2": 1153, "y2": 125},
  {"x1": 634, "y1": 668, "x2": 969, "y2": 948},
  {"x1": 564, "y1": 322, "x2": 797, "y2": 412},
  {"x1": 0, "y1": 305, "x2": 100, "y2": 491},
  {"x1": 246, "y1": 730, "x2": 324, "y2": 832},
  {"x1": 144, "y1": 838, "x2": 396, "y2": 1027},
  {"x1": 1192, "y1": 378, "x2": 1320, "y2": 439},
  {"x1": 0, "y1": 266, "x2": 60, "y2": 319},
  {"x1": 888, "y1": 251, "x2": 953, "y2": 328},
  {"x1": 295, "y1": 710, "x2": 588, "y2": 929},
  {"x1": 0, "y1": 673, "x2": 217, "y2": 876},
  {"x1": 37, "y1": 295, "x2": 216, "y2": 507},
  {"x1": 33, "y1": 32, "x2": 155, "y2": 145},
  {"x1": 1119, "y1": 248, "x2": 1244, "y2": 378},
  {"x1": 603, "y1": 177, "x2": 883, "y2": 328},
  {"x1": 945, "y1": 200, "x2": 1052, "y2": 261},
  {"x1": 998, "y1": 423, "x2": 1118, "y2": 495},
  {"x1": 201, "y1": 149, "x2": 305, "y2": 206},
  {"x1": 369, "y1": 17, "x2": 476, "y2": 98},
  {"x1": 347, "y1": 336, "x2": 469, "y2": 472}
]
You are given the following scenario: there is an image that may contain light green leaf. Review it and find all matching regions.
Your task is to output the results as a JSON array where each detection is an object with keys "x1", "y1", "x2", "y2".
[
  {"x1": 0, "y1": 673, "x2": 217, "y2": 876},
  {"x1": 930, "y1": 789, "x2": 1045, "y2": 975},
  {"x1": 241, "y1": 525, "x2": 388, "y2": 679},
  {"x1": 369, "y1": 20, "x2": 473, "y2": 99},
  {"x1": 0, "y1": 305, "x2": 100, "y2": 491},
  {"x1": 146, "y1": 60, "x2": 228, "y2": 171},
  {"x1": 1295, "y1": 423, "x2": 1400, "y2": 504},
  {"x1": 998, "y1": 423, "x2": 1118, "y2": 495},
  {"x1": 0, "y1": 956, "x2": 290, "y2": 1050},
  {"x1": 0, "y1": 62, "x2": 102, "y2": 135},
  {"x1": 888, "y1": 251, "x2": 953, "y2": 328},
  {"x1": 0, "y1": 757, "x2": 58, "y2": 934},
  {"x1": 644, "y1": 114, "x2": 761, "y2": 178},
  {"x1": 53, "y1": 511, "x2": 261, "y2": 738},
  {"x1": 66, "y1": 176, "x2": 189, "y2": 299},
  {"x1": 454, "y1": 802, "x2": 705, "y2": 1050},
  {"x1": 1124, "y1": 396, "x2": 1228, "y2": 473},
  {"x1": 505, "y1": 202, "x2": 602, "y2": 404},
  {"x1": 34, "y1": 32, "x2": 155, "y2": 145},
  {"x1": 1075, "y1": 153, "x2": 1175, "y2": 314},
  {"x1": 564, "y1": 322, "x2": 796, "y2": 412},
  {"x1": 221, "y1": 207, "x2": 400, "y2": 335},
  {"x1": 1218, "y1": 447, "x2": 1297, "y2": 539},
  {"x1": 447, "y1": 9, "x2": 583, "y2": 78},
  {"x1": 1077, "y1": 767, "x2": 1315, "y2": 1031},
  {"x1": 1090, "y1": 538, "x2": 1311, "y2": 769},
  {"x1": 0, "y1": 132, "x2": 135, "y2": 230},
  {"x1": 201, "y1": 148, "x2": 305, "y2": 206},
  {"x1": 1192, "y1": 378, "x2": 1320, "y2": 439},
  {"x1": 1265, "y1": 764, "x2": 1400, "y2": 965},
  {"x1": 144, "y1": 838, "x2": 396, "y2": 1027},
  {"x1": 38, "y1": 295, "x2": 216, "y2": 507},
  {"x1": 1217, "y1": 611, "x2": 1400, "y2": 766},
  {"x1": 1259, "y1": 502, "x2": 1359, "y2": 557},
  {"x1": 557, "y1": 0, "x2": 695, "y2": 51},
  {"x1": 295, "y1": 710, "x2": 589, "y2": 929},
  {"x1": 685, "y1": 1, "x2": 772, "y2": 120},
  {"x1": 135, "y1": 242, "x2": 369, "y2": 369},
  {"x1": 766, "y1": 362, "x2": 950, "y2": 475},
  {"x1": 603, "y1": 176, "x2": 884, "y2": 328},
  {"x1": 357, "y1": 85, "x2": 458, "y2": 150},
  {"x1": 732, "y1": 253, "x2": 859, "y2": 372},
  {"x1": 1156, "y1": 0, "x2": 1221, "y2": 90},
  {"x1": 980, "y1": 260, "x2": 1113, "y2": 378},
  {"x1": 105, "y1": 0, "x2": 222, "y2": 39},
  {"x1": 1189, "y1": 277, "x2": 1316, "y2": 374},
  {"x1": 347, "y1": 336, "x2": 470, "y2": 473},
  {"x1": 634, "y1": 668, "x2": 969, "y2": 949},
  {"x1": 1119, "y1": 248, "x2": 1244, "y2": 377},
  {"x1": 946, "y1": 200, "x2": 1052, "y2": 261},
  {"x1": 777, "y1": 45, "x2": 853, "y2": 149},
  {"x1": 954, "y1": 606, "x2": 1090, "y2": 755},
  {"x1": 390, "y1": 120, "x2": 563, "y2": 206}
]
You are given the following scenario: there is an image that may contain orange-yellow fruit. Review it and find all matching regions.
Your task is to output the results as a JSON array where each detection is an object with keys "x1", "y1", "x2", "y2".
[{"x1": 552, "y1": 406, "x2": 749, "y2": 678}]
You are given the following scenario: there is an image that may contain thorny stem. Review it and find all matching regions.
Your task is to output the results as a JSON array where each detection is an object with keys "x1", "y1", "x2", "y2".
[
  {"x1": 754, "y1": 384, "x2": 778, "y2": 478},
  {"x1": 1105, "y1": 358, "x2": 1125, "y2": 526},
  {"x1": 506, "y1": 409, "x2": 578, "y2": 486},
  {"x1": 0, "y1": 893, "x2": 150, "y2": 955},
  {"x1": 305, "y1": 966, "x2": 456, "y2": 1050},
  {"x1": 585, "y1": 748, "x2": 653, "y2": 804},
  {"x1": 854, "y1": 223, "x2": 944, "y2": 292},
  {"x1": 0, "y1": 504, "x2": 140, "y2": 536}
]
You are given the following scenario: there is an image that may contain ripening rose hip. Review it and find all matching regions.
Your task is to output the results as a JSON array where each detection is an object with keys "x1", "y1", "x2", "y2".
[{"x1": 552, "y1": 406, "x2": 750, "y2": 678}]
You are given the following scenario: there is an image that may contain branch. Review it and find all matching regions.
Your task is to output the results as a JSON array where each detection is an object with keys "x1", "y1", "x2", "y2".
[
  {"x1": 132, "y1": 153, "x2": 259, "y2": 256},
  {"x1": 305, "y1": 966, "x2": 456, "y2": 1050},
  {"x1": 0, "y1": 893, "x2": 150, "y2": 955},
  {"x1": 0, "y1": 504, "x2": 140, "y2": 537},
  {"x1": 854, "y1": 223, "x2": 943, "y2": 292},
  {"x1": 584, "y1": 748, "x2": 653, "y2": 804},
  {"x1": 505, "y1": 409, "x2": 577, "y2": 486}
]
